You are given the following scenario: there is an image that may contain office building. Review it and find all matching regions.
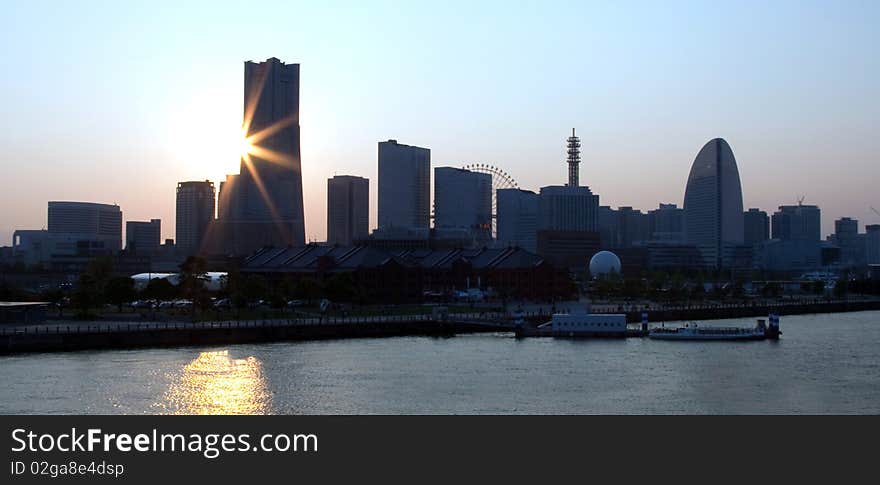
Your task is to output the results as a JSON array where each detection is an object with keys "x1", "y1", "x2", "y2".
[
  {"x1": 125, "y1": 219, "x2": 161, "y2": 254},
  {"x1": 433, "y1": 167, "x2": 491, "y2": 242},
  {"x1": 772, "y1": 204, "x2": 821, "y2": 241},
  {"x1": 743, "y1": 208, "x2": 770, "y2": 246},
  {"x1": 327, "y1": 175, "x2": 369, "y2": 246},
  {"x1": 47, "y1": 201, "x2": 122, "y2": 251},
  {"x1": 378, "y1": 139, "x2": 430, "y2": 229},
  {"x1": 683, "y1": 138, "x2": 745, "y2": 268},
  {"x1": 496, "y1": 188, "x2": 538, "y2": 252},
  {"x1": 833, "y1": 217, "x2": 864, "y2": 267},
  {"x1": 176, "y1": 180, "x2": 215, "y2": 255},
  {"x1": 538, "y1": 185, "x2": 599, "y2": 232},
  {"x1": 648, "y1": 203, "x2": 684, "y2": 242},
  {"x1": 867, "y1": 225, "x2": 880, "y2": 265},
  {"x1": 214, "y1": 57, "x2": 306, "y2": 254}
]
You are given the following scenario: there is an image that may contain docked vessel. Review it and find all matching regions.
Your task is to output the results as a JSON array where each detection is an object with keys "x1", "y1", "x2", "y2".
[
  {"x1": 649, "y1": 314, "x2": 781, "y2": 341},
  {"x1": 515, "y1": 303, "x2": 628, "y2": 338}
]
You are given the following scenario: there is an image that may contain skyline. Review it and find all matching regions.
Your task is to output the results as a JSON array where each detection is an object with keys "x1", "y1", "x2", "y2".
[{"x1": 2, "y1": 1, "x2": 879, "y2": 245}]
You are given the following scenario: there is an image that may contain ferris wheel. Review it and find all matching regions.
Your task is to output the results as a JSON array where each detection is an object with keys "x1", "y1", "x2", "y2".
[{"x1": 461, "y1": 163, "x2": 520, "y2": 237}]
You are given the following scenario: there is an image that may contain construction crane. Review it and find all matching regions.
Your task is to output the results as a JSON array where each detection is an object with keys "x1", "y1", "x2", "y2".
[{"x1": 871, "y1": 206, "x2": 880, "y2": 218}]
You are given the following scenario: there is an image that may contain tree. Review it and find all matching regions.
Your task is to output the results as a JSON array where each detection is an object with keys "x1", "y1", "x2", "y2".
[
  {"x1": 242, "y1": 274, "x2": 269, "y2": 304},
  {"x1": 105, "y1": 276, "x2": 136, "y2": 312},
  {"x1": 40, "y1": 287, "x2": 66, "y2": 317},
  {"x1": 834, "y1": 278, "x2": 849, "y2": 299},
  {"x1": 72, "y1": 273, "x2": 101, "y2": 317},
  {"x1": 141, "y1": 278, "x2": 178, "y2": 301},
  {"x1": 179, "y1": 256, "x2": 210, "y2": 317},
  {"x1": 294, "y1": 278, "x2": 322, "y2": 304},
  {"x1": 323, "y1": 273, "x2": 355, "y2": 301}
]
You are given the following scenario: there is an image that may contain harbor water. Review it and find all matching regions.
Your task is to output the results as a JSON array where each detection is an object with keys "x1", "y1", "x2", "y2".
[{"x1": 1, "y1": 311, "x2": 879, "y2": 414}]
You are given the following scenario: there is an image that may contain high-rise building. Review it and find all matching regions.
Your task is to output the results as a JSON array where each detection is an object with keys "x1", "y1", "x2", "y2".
[
  {"x1": 683, "y1": 138, "x2": 745, "y2": 268},
  {"x1": 771, "y1": 204, "x2": 821, "y2": 241},
  {"x1": 47, "y1": 201, "x2": 122, "y2": 251},
  {"x1": 648, "y1": 203, "x2": 684, "y2": 242},
  {"x1": 214, "y1": 57, "x2": 306, "y2": 253},
  {"x1": 176, "y1": 181, "x2": 215, "y2": 255},
  {"x1": 327, "y1": 176, "x2": 369, "y2": 246},
  {"x1": 125, "y1": 219, "x2": 161, "y2": 254},
  {"x1": 377, "y1": 139, "x2": 430, "y2": 229},
  {"x1": 538, "y1": 185, "x2": 599, "y2": 232},
  {"x1": 866, "y1": 225, "x2": 880, "y2": 264},
  {"x1": 834, "y1": 217, "x2": 863, "y2": 266},
  {"x1": 433, "y1": 167, "x2": 491, "y2": 241},
  {"x1": 496, "y1": 188, "x2": 538, "y2": 252},
  {"x1": 743, "y1": 208, "x2": 770, "y2": 246}
]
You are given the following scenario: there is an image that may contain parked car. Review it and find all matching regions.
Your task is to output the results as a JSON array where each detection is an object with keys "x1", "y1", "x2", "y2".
[{"x1": 286, "y1": 299, "x2": 305, "y2": 308}]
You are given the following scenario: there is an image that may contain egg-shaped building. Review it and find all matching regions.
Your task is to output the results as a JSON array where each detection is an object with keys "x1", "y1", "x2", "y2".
[{"x1": 683, "y1": 138, "x2": 744, "y2": 268}]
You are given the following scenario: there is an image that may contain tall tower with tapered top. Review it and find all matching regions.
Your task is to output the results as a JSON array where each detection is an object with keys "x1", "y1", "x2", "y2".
[{"x1": 566, "y1": 128, "x2": 581, "y2": 187}]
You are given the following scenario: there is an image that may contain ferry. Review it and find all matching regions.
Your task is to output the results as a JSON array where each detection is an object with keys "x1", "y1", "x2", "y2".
[{"x1": 649, "y1": 314, "x2": 781, "y2": 341}]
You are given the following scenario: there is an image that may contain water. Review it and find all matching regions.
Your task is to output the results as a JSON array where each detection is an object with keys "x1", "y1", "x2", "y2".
[{"x1": 1, "y1": 311, "x2": 879, "y2": 414}]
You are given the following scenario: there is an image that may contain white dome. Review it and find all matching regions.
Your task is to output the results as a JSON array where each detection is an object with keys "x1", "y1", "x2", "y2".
[{"x1": 589, "y1": 251, "x2": 621, "y2": 276}]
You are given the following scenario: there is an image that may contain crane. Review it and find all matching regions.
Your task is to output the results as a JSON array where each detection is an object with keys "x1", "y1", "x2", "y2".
[{"x1": 871, "y1": 206, "x2": 880, "y2": 218}]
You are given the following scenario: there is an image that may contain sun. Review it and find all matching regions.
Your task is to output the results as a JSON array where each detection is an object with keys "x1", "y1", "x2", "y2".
[
  {"x1": 240, "y1": 131, "x2": 255, "y2": 159},
  {"x1": 166, "y1": 87, "x2": 243, "y2": 182}
]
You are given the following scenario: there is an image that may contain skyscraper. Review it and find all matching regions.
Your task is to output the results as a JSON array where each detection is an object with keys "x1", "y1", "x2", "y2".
[
  {"x1": 327, "y1": 175, "x2": 369, "y2": 246},
  {"x1": 497, "y1": 188, "x2": 538, "y2": 252},
  {"x1": 772, "y1": 204, "x2": 821, "y2": 241},
  {"x1": 125, "y1": 219, "x2": 161, "y2": 254},
  {"x1": 743, "y1": 208, "x2": 770, "y2": 246},
  {"x1": 433, "y1": 167, "x2": 492, "y2": 241},
  {"x1": 176, "y1": 181, "x2": 215, "y2": 255},
  {"x1": 215, "y1": 57, "x2": 306, "y2": 254},
  {"x1": 866, "y1": 225, "x2": 880, "y2": 265},
  {"x1": 833, "y1": 217, "x2": 863, "y2": 266},
  {"x1": 683, "y1": 138, "x2": 745, "y2": 268},
  {"x1": 538, "y1": 185, "x2": 600, "y2": 232},
  {"x1": 377, "y1": 140, "x2": 430, "y2": 229}
]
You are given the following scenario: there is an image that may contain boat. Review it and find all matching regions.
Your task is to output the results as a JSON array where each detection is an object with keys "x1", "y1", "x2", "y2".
[
  {"x1": 648, "y1": 314, "x2": 781, "y2": 341},
  {"x1": 515, "y1": 303, "x2": 628, "y2": 338}
]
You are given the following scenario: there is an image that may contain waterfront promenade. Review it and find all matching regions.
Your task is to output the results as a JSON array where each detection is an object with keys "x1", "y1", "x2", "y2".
[{"x1": 2, "y1": 299, "x2": 879, "y2": 354}]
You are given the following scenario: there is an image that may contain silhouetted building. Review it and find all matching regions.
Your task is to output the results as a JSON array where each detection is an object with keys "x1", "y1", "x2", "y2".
[
  {"x1": 538, "y1": 185, "x2": 599, "y2": 232},
  {"x1": 327, "y1": 175, "x2": 369, "y2": 246},
  {"x1": 241, "y1": 245, "x2": 574, "y2": 302},
  {"x1": 772, "y1": 204, "x2": 821, "y2": 241},
  {"x1": 743, "y1": 208, "x2": 770, "y2": 246},
  {"x1": 756, "y1": 240, "x2": 821, "y2": 273},
  {"x1": 378, "y1": 139, "x2": 430, "y2": 230},
  {"x1": 536, "y1": 230, "x2": 600, "y2": 269},
  {"x1": 648, "y1": 203, "x2": 684, "y2": 242},
  {"x1": 867, "y1": 225, "x2": 880, "y2": 265},
  {"x1": 47, "y1": 201, "x2": 122, "y2": 251},
  {"x1": 215, "y1": 57, "x2": 306, "y2": 253},
  {"x1": 832, "y1": 217, "x2": 864, "y2": 267},
  {"x1": 434, "y1": 167, "x2": 491, "y2": 243},
  {"x1": 125, "y1": 219, "x2": 161, "y2": 254},
  {"x1": 683, "y1": 138, "x2": 744, "y2": 268},
  {"x1": 176, "y1": 180, "x2": 215, "y2": 255},
  {"x1": 496, "y1": 188, "x2": 538, "y2": 252}
]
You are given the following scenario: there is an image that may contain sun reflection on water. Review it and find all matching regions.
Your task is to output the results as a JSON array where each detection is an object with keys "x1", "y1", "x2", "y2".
[{"x1": 157, "y1": 350, "x2": 273, "y2": 415}]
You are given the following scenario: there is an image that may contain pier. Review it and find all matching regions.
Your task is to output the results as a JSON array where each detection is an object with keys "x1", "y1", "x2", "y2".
[{"x1": 0, "y1": 313, "x2": 513, "y2": 354}]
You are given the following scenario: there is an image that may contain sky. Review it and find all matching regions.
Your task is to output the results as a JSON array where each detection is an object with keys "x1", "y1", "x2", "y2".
[{"x1": 1, "y1": 0, "x2": 878, "y2": 245}]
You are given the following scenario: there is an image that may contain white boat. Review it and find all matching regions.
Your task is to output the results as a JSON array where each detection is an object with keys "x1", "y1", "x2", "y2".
[{"x1": 649, "y1": 315, "x2": 781, "y2": 341}]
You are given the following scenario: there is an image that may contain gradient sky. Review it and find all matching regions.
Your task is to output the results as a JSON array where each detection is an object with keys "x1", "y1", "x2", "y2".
[{"x1": 2, "y1": 0, "x2": 878, "y2": 245}]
